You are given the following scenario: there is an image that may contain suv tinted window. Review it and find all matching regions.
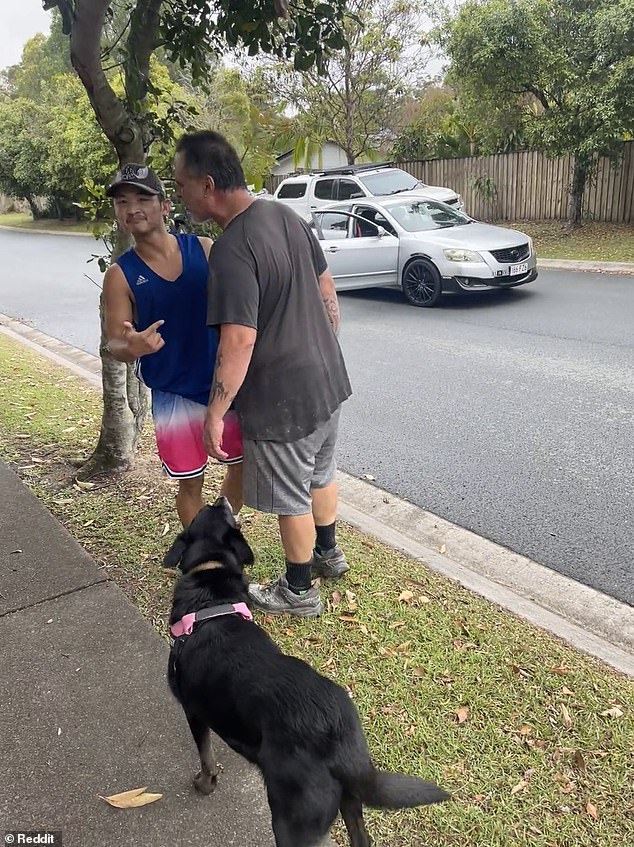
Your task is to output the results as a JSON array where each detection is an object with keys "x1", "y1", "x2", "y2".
[
  {"x1": 277, "y1": 181, "x2": 307, "y2": 199},
  {"x1": 314, "y1": 179, "x2": 336, "y2": 200},
  {"x1": 358, "y1": 168, "x2": 419, "y2": 196},
  {"x1": 337, "y1": 179, "x2": 365, "y2": 200}
]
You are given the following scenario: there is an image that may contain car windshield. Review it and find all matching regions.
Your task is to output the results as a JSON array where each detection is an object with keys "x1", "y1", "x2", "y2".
[
  {"x1": 358, "y1": 169, "x2": 420, "y2": 196},
  {"x1": 387, "y1": 200, "x2": 471, "y2": 232}
]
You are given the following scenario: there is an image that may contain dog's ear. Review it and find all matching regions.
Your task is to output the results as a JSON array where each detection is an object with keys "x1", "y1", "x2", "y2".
[
  {"x1": 225, "y1": 526, "x2": 255, "y2": 569},
  {"x1": 163, "y1": 533, "x2": 188, "y2": 567}
]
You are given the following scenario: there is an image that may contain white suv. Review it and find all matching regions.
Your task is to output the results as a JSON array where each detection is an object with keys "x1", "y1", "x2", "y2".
[{"x1": 273, "y1": 163, "x2": 463, "y2": 220}]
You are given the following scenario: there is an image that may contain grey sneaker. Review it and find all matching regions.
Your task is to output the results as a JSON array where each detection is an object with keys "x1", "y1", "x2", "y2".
[
  {"x1": 248, "y1": 575, "x2": 324, "y2": 617},
  {"x1": 312, "y1": 545, "x2": 350, "y2": 579}
]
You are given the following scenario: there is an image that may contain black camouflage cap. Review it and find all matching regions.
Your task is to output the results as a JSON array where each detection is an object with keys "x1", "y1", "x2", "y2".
[{"x1": 106, "y1": 164, "x2": 165, "y2": 197}]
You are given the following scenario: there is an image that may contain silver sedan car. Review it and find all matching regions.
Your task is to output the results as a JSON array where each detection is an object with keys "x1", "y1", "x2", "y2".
[{"x1": 311, "y1": 197, "x2": 538, "y2": 307}]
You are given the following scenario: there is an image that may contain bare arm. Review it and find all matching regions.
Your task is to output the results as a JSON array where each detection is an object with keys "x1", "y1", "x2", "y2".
[
  {"x1": 103, "y1": 264, "x2": 164, "y2": 361},
  {"x1": 319, "y1": 269, "x2": 341, "y2": 335},
  {"x1": 207, "y1": 325, "x2": 257, "y2": 420},
  {"x1": 203, "y1": 324, "x2": 257, "y2": 460},
  {"x1": 197, "y1": 236, "x2": 214, "y2": 260}
]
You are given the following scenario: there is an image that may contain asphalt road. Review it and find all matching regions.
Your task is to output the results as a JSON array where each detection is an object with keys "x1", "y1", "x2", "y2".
[{"x1": 1, "y1": 228, "x2": 632, "y2": 605}]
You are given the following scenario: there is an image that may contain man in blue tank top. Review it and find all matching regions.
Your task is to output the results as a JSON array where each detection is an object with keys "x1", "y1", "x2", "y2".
[{"x1": 102, "y1": 164, "x2": 243, "y2": 527}]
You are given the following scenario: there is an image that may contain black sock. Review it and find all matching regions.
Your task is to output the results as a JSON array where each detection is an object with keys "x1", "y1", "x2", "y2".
[
  {"x1": 285, "y1": 560, "x2": 313, "y2": 594},
  {"x1": 315, "y1": 521, "x2": 337, "y2": 552}
]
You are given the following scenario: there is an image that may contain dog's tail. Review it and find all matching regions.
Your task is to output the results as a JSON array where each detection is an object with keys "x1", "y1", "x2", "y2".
[{"x1": 359, "y1": 770, "x2": 450, "y2": 809}]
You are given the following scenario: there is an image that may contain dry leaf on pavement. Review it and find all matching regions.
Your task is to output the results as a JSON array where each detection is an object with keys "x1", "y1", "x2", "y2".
[{"x1": 99, "y1": 787, "x2": 163, "y2": 808}]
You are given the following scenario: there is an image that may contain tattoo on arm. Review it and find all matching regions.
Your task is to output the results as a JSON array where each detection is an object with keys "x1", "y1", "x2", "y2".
[
  {"x1": 323, "y1": 294, "x2": 341, "y2": 334},
  {"x1": 211, "y1": 378, "x2": 233, "y2": 404}
]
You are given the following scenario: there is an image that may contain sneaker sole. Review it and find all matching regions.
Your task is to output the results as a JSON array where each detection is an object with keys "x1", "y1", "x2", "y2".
[
  {"x1": 311, "y1": 564, "x2": 350, "y2": 580},
  {"x1": 251, "y1": 603, "x2": 324, "y2": 618}
]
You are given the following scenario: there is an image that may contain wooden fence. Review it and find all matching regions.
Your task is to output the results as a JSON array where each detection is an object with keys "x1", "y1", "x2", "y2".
[{"x1": 266, "y1": 142, "x2": 634, "y2": 223}]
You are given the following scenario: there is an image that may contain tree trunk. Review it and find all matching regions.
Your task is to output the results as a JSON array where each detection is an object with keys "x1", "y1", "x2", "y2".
[
  {"x1": 25, "y1": 194, "x2": 40, "y2": 219},
  {"x1": 68, "y1": 0, "x2": 159, "y2": 478},
  {"x1": 343, "y1": 45, "x2": 355, "y2": 164},
  {"x1": 568, "y1": 156, "x2": 590, "y2": 229},
  {"x1": 77, "y1": 229, "x2": 150, "y2": 479}
]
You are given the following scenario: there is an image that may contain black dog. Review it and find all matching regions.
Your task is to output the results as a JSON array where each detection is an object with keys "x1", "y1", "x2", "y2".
[{"x1": 165, "y1": 498, "x2": 449, "y2": 847}]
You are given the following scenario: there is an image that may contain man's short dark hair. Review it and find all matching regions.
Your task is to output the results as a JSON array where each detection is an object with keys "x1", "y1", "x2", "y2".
[{"x1": 176, "y1": 131, "x2": 247, "y2": 191}]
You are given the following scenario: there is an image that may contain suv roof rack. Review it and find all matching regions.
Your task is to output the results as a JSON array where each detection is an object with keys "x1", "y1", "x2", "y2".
[{"x1": 315, "y1": 162, "x2": 395, "y2": 176}]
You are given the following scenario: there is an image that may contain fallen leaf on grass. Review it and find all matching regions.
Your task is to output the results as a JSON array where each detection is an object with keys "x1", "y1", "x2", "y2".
[
  {"x1": 99, "y1": 787, "x2": 162, "y2": 808},
  {"x1": 586, "y1": 801, "x2": 598, "y2": 820},
  {"x1": 561, "y1": 704, "x2": 573, "y2": 728},
  {"x1": 389, "y1": 621, "x2": 406, "y2": 629},
  {"x1": 161, "y1": 522, "x2": 170, "y2": 537},
  {"x1": 455, "y1": 705, "x2": 470, "y2": 724},
  {"x1": 511, "y1": 663, "x2": 531, "y2": 678},
  {"x1": 600, "y1": 706, "x2": 624, "y2": 718},
  {"x1": 339, "y1": 615, "x2": 357, "y2": 623},
  {"x1": 74, "y1": 480, "x2": 95, "y2": 490},
  {"x1": 550, "y1": 662, "x2": 570, "y2": 676},
  {"x1": 510, "y1": 779, "x2": 528, "y2": 795},
  {"x1": 561, "y1": 686, "x2": 575, "y2": 696},
  {"x1": 331, "y1": 590, "x2": 342, "y2": 608},
  {"x1": 573, "y1": 750, "x2": 586, "y2": 770},
  {"x1": 399, "y1": 590, "x2": 414, "y2": 604}
]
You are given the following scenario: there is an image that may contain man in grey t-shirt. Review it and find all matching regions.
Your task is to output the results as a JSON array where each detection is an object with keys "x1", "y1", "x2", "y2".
[{"x1": 174, "y1": 131, "x2": 352, "y2": 617}]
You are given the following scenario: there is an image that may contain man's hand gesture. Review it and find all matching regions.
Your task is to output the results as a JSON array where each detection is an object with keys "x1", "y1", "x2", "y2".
[{"x1": 123, "y1": 320, "x2": 165, "y2": 357}]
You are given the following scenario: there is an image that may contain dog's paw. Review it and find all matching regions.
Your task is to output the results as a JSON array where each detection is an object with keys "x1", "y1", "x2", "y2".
[{"x1": 193, "y1": 770, "x2": 218, "y2": 795}]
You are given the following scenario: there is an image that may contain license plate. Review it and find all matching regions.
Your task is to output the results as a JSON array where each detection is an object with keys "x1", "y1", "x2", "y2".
[{"x1": 510, "y1": 262, "x2": 529, "y2": 276}]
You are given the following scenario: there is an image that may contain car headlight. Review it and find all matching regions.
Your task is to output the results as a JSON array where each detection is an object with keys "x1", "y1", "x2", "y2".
[{"x1": 443, "y1": 248, "x2": 482, "y2": 263}]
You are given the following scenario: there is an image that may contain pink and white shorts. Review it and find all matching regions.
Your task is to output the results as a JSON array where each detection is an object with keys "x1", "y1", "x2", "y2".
[{"x1": 151, "y1": 389, "x2": 243, "y2": 479}]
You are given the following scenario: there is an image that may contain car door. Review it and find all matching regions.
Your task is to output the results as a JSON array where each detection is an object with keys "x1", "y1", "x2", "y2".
[
  {"x1": 348, "y1": 204, "x2": 400, "y2": 286},
  {"x1": 314, "y1": 210, "x2": 399, "y2": 290}
]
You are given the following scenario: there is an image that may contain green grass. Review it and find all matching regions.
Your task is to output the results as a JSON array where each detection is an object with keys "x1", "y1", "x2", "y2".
[
  {"x1": 506, "y1": 221, "x2": 634, "y2": 263},
  {"x1": 0, "y1": 212, "x2": 92, "y2": 233},
  {"x1": 1, "y1": 332, "x2": 632, "y2": 847}
]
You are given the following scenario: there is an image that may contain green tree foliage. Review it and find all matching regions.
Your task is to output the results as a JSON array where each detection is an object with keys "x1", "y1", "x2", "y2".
[
  {"x1": 0, "y1": 98, "x2": 50, "y2": 217},
  {"x1": 265, "y1": 0, "x2": 424, "y2": 164},
  {"x1": 392, "y1": 85, "x2": 531, "y2": 161},
  {"x1": 439, "y1": 0, "x2": 634, "y2": 225}
]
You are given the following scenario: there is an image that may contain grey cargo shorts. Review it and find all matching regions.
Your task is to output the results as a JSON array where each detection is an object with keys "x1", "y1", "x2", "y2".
[{"x1": 242, "y1": 407, "x2": 341, "y2": 516}]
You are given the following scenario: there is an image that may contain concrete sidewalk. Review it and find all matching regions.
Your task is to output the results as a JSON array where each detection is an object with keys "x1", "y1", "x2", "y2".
[{"x1": 0, "y1": 461, "x2": 283, "y2": 847}]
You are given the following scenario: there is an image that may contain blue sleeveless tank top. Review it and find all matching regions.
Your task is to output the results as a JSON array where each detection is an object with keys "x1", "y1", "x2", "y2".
[{"x1": 116, "y1": 234, "x2": 216, "y2": 406}]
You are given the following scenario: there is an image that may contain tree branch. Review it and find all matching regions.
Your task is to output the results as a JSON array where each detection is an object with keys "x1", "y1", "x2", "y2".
[
  {"x1": 70, "y1": 0, "x2": 140, "y2": 160},
  {"x1": 125, "y1": 0, "x2": 162, "y2": 105}
]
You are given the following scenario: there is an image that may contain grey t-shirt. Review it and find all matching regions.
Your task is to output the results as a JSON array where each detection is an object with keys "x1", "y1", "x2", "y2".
[{"x1": 207, "y1": 199, "x2": 351, "y2": 442}]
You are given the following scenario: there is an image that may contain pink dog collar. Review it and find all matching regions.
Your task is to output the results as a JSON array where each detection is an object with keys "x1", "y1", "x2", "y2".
[{"x1": 171, "y1": 602, "x2": 252, "y2": 637}]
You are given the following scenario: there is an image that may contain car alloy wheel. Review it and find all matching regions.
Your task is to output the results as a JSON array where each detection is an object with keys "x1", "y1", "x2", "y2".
[{"x1": 402, "y1": 258, "x2": 442, "y2": 307}]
